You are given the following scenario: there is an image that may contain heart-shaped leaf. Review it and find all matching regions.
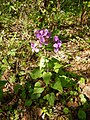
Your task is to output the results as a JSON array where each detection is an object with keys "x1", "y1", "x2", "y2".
[
  {"x1": 43, "y1": 72, "x2": 52, "y2": 86},
  {"x1": 44, "y1": 92, "x2": 55, "y2": 106},
  {"x1": 51, "y1": 78, "x2": 63, "y2": 93},
  {"x1": 30, "y1": 68, "x2": 42, "y2": 79},
  {"x1": 33, "y1": 81, "x2": 44, "y2": 94}
]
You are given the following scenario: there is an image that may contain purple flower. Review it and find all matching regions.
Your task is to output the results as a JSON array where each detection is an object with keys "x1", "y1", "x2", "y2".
[
  {"x1": 53, "y1": 36, "x2": 62, "y2": 52},
  {"x1": 31, "y1": 43, "x2": 39, "y2": 52},
  {"x1": 53, "y1": 42, "x2": 61, "y2": 52},
  {"x1": 46, "y1": 32, "x2": 51, "y2": 39},
  {"x1": 53, "y1": 43, "x2": 59, "y2": 48},
  {"x1": 34, "y1": 29, "x2": 51, "y2": 45},
  {"x1": 54, "y1": 36, "x2": 60, "y2": 42},
  {"x1": 39, "y1": 36, "x2": 45, "y2": 43},
  {"x1": 43, "y1": 29, "x2": 51, "y2": 38},
  {"x1": 54, "y1": 48, "x2": 59, "y2": 52}
]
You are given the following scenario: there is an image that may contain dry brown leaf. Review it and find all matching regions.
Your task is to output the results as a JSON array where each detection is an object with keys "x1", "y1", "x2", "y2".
[
  {"x1": 36, "y1": 107, "x2": 43, "y2": 117},
  {"x1": 67, "y1": 101, "x2": 78, "y2": 107},
  {"x1": 82, "y1": 84, "x2": 90, "y2": 99}
]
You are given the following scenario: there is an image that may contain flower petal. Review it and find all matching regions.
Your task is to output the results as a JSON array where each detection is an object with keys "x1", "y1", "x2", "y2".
[
  {"x1": 54, "y1": 48, "x2": 59, "y2": 52},
  {"x1": 35, "y1": 48, "x2": 39, "y2": 52},
  {"x1": 39, "y1": 36, "x2": 45, "y2": 43},
  {"x1": 39, "y1": 30, "x2": 44, "y2": 35},
  {"x1": 54, "y1": 36, "x2": 59, "y2": 42},
  {"x1": 53, "y1": 43, "x2": 58, "y2": 48}
]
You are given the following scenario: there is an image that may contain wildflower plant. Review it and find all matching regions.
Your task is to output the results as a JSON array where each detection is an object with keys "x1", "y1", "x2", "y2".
[{"x1": 30, "y1": 29, "x2": 77, "y2": 114}]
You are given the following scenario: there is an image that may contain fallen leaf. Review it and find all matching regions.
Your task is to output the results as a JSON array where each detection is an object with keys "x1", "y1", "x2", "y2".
[
  {"x1": 82, "y1": 84, "x2": 90, "y2": 99},
  {"x1": 36, "y1": 108, "x2": 43, "y2": 117},
  {"x1": 67, "y1": 101, "x2": 78, "y2": 107}
]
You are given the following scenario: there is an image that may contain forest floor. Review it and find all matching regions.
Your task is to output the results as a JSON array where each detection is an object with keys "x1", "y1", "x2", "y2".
[{"x1": 0, "y1": 6, "x2": 90, "y2": 120}]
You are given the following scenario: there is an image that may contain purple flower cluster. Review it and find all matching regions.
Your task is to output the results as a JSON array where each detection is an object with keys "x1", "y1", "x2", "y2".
[
  {"x1": 34, "y1": 29, "x2": 51, "y2": 46},
  {"x1": 53, "y1": 36, "x2": 62, "y2": 52},
  {"x1": 31, "y1": 29, "x2": 62, "y2": 53}
]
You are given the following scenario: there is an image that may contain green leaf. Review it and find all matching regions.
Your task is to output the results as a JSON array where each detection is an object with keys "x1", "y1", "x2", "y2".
[
  {"x1": 20, "y1": 89, "x2": 26, "y2": 99},
  {"x1": 47, "y1": 58, "x2": 59, "y2": 70},
  {"x1": 59, "y1": 75, "x2": 75, "y2": 88},
  {"x1": 33, "y1": 81, "x2": 44, "y2": 94},
  {"x1": 79, "y1": 94, "x2": 86, "y2": 104},
  {"x1": 25, "y1": 99, "x2": 32, "y2": 106},
  {"x1": 0, "y1": 109, "x2": 3, "y2": 113},
  {"x1": 7, "y1": 49, "x2": 16, "y2": 56},
  {"x1": 63, "y1": 107, "x2": 70, "y2": 114},
  {"x1": 2, "y1": 58, "x2": 8, "y2": 65},
  {"x1": 44, "y1": 93, "x2": 55, "y2": 106},
  {"x1": 86, "y1": 39, "x2": 90, "y2": 44},
  {"x1": 54, "y1": 62, "x2": 63, "y2": 73},
  {"x1": 70, "y1": 91, "x2": 78, "y2": 96},
  {"x1": 30, "y1": 68, "x2": 42, "y2": 79},
  {"x1": 52, "y1": 8, "x2": 56, "y2": 12},
  {"x1": 9, "y1": 75, "x2": 16, "y2": 83},
  {"x1": 33, "y1": 87, "x2": 44, "y2": 94},
  {"x1": 51, "y1": 78, "x2": 63, "y2": 93},
  {"x1": 79, "y1": 77, "x2": 85, "y2": 84},
  {"x1": 0, "y1": 81, "x2": 7, "y2": 88},
  {"x1": 47, "y1": 60, "x2": 54, "y2": 69},
  {"x1": 14, "y1": 84, "x2": 21, "y2": 93},
  {"x1": 43, "y1": 72, "x2": 52, "y2": 86},
  {"x1": 1, "y1": 58, "x2": 9, "y2": 69},
  {"x1": 35, "y1": 81, "x2": 41, "y2": 87},
  {"x1": 31, "y1": 93, "x2": 41, "y2": 100},
  {"x1": 78, "y1": 109, "x2": 86, "y2": 120}
]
